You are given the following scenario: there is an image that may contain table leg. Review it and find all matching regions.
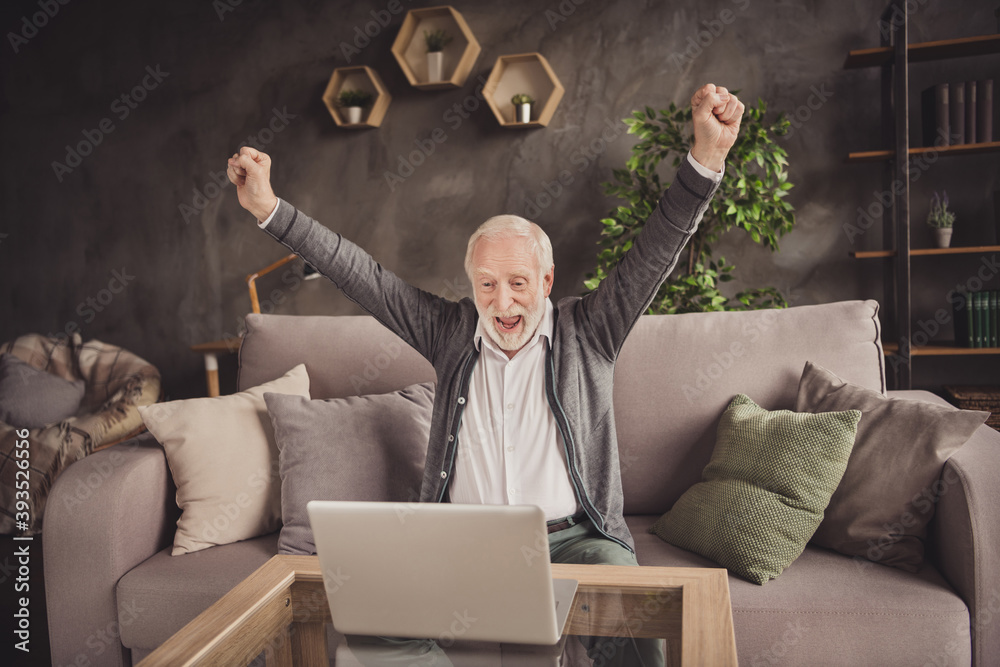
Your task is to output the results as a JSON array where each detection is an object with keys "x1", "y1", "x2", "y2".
[
  {"x1": 666, "y1": 639, "x2": 682, "y2": 666},
  {"x1": 291, "y1": 621, "x2": 328, "y2": 666},
  {"x1": 204, "y1": 352, "x2": 219, "y2": 397},
  {"x1": 265, "y1": 628, "x2": 293, "y2": 667}
]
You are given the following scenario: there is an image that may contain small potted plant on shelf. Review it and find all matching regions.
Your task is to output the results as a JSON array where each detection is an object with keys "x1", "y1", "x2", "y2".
[
  {"x1": 424, "y1": 29, "x2": 452, "y2": 83},
  {"x1": 337, "y1": 89, "x2": 373, "y2": 125},
  {"x1": 511, "y1": 93, "x2": 534, "y2": 123},
  {"x1": 927, "y1": 190, "x2": 956, "y2": 248}
]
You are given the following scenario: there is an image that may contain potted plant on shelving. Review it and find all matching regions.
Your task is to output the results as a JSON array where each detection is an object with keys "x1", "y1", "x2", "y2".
[
  {"x1": 511, "y1": 93, "x2": 534, "y2": 123},
  {"x1": 337, "y1": 89, "x2": 373, "y2": 125},
  {"x1": 927, "y1": 190, "x2": 956, "y2": 248},
  {"x1": 424, "y1": 29, "x2": 452, "y2": 83}
]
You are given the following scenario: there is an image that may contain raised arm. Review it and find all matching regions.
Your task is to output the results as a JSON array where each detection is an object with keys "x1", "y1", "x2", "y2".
[
  {"x1": 579, "y1": 84, "x2": 743, "y2": 360},
  {"x1": 226, "y1": 148, "x2": 458, "y2": 362}
]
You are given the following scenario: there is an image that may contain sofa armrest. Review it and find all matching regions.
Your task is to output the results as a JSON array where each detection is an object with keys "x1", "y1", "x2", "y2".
[
  {"x1": 43, "y1": 431, "x2": 179, "y2": 667},
  {"x1": 928, "y1": 422, "x2": 1000, "y2": 667}
]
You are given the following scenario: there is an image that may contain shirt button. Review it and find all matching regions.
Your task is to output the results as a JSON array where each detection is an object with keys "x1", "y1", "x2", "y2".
[
  {"x1": 507, "y1": 488, "x2": 516, "y2": 496},
  {"x1": 458, "y1": 397, "x2": 466, "y2": 405},
  {"x1": 506, "y1": 403, "x2": 513, "y2": 410},
  {"x1": 507, "y1": 446, "x2": 515, "y2": 452},
  {"x1": 441, "y1": 471, "x2": 448, "y2": 479},
  {"x1": 448, "y1": 435, "x2": 454, "y2": 442}
]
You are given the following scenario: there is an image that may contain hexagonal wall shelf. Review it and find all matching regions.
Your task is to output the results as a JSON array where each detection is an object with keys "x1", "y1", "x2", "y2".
[
  {"x1": 322, "y1": 66, "x2": 391, "y2": 129},
  {"x1": 391, "y1": 5, "x2": 481, "y2": 91},
  {"x1": 483, "y1": 53, "x2": 564, "y2": 128}
]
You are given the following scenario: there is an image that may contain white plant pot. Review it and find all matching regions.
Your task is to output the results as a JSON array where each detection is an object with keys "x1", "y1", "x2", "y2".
[
  {"x1": 426, "y1": 51, "x2": 443, "y2": 83},
  {"x1": 933, "y1": 227, "x2": 953, "y2": 248},
  {"x1": 517, "y1": 103, "x2": 531, "y2": 123},
  {"x1": 345, "y1": 106, "x2": 363, "y2": 124}
]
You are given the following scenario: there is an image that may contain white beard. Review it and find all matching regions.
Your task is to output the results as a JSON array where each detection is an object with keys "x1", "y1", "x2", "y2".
[{"x1": 477, "y1": 297, "x2": 546, "y2": 352}]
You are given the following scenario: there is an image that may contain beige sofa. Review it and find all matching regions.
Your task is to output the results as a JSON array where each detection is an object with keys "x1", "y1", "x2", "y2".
[{"x1": 44, "y1": 300, "x2": 1000, "y2": 665}]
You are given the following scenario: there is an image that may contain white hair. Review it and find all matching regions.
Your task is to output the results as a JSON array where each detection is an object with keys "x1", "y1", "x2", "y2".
[{"x1": 464, "y1": 215, "x2": 554, "y2": 281}]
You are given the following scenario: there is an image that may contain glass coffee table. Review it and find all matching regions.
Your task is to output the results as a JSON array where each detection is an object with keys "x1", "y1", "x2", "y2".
[{"x1": 137, "y1": 555, "x2": 737, "y2": 666}]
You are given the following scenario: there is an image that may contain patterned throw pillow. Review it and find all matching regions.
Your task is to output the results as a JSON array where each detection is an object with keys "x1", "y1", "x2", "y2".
[{"x1": 649, "y1": 394, "x2": 861, "y2": 585}]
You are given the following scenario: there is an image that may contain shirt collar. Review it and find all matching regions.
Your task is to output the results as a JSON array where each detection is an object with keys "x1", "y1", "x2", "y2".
[{"x1": 474, "y1": 297, "x2": 554, "y2": 355}]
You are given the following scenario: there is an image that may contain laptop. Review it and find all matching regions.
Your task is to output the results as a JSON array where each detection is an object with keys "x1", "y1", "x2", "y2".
[{"x1": 306, "y1": 500, "x2": 579, "y2": 645}]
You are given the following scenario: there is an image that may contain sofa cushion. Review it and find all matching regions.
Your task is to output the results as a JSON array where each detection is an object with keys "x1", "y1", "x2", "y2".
[
  {"x1": 116, "y1": 531, "x2": 280, "y2": 650},
  {"x1": 138, "y1": 364, "x2": 310, "y2": 555},
  {"x1": 614, "y1": 300, "x2": 884, "y2": 515},
  {"x1": 796, "y1": 361, "x2": 989, "y2": 572},
  {"x1": 0, "y1": 352, "x2": 85, "y2": 428},
  {"x1": 238, "y1": 314, "x2": 436, "y2": 400},
  {"x1": 631, "y1": 515, "x2": 971, "y2": 666},
  {"x1": 264, "y1": 382, "x2": 433, "y2": 555},
  {"x1": 649, "y1": 394, "x2": 860, "y2": 584}
]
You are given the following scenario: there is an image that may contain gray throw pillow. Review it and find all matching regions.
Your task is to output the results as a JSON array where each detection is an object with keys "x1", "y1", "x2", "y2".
[
  {"x1": 0, "y1": 353, "x2": 85, "y2": 429},
  {"x1": 264, "y1": 382, "x2": 434, "y2": 555},
  {"x1": 796, "y1": 361, "x2": 989, "y2": 571}
]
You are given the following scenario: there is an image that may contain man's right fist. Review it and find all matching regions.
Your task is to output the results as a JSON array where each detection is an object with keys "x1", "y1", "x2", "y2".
[{"x1": 227, "y1": 147, "x2": 278, "y2": 222}]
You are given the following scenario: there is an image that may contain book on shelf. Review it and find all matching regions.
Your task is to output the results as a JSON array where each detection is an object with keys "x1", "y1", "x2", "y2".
[
  {"x1": 979, "y1": 79, "x2": 994, "y2": 144},
  {"x1": 966, "y1": 81, "x2": 977, "y2": 144},
  {"x1": 984, "y1": 290, "x2": 992, "y2": 348},
  {"x1": 922, "y1": 83, "x2": 949, "y2": 147},
  {"x1": 989, "y1": 290, "x2": 1000, "y2": 347},
  {"x1": 951, "y1": 82, "x2": 965, "y2": 145},
  {"x1": 953, "y1": 291, "x2": 974, "y2": 348}
]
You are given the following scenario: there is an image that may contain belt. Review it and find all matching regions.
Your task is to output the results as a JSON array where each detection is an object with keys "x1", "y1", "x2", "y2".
[{"x1": 546, "y1": 511, "x2": 588, "y2": 534}]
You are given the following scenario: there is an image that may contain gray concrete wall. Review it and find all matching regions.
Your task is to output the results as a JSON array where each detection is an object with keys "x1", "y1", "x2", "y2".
[{"x1": 1, "y1": 0, "x2": 997, "y2": 397}]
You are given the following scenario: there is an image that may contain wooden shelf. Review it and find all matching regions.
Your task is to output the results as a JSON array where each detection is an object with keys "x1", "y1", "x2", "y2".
[
  {"x1": 844, "y1": 33, "x2": 1000, "y2": 69},
  {"x1": 483, "y1": 53, "x2": 565, "y2": 128},
  {"x1": 851, "y1": 245, "x2": 1000, "y2": 259},
  {"x1": 321, "y1": 66, "x2": 392, "y2": 129},
  {"x1": 846, "y1": 141, "x2": 1000, "y2": 163},
  {"x1": 390, "y1": 6, "x2": 481, "y2": 90},
  {"x1": 883, "y1": 342, "x2": 1000, "y2": 356}
]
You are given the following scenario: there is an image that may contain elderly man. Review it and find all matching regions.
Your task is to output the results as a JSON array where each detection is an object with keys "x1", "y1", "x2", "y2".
[{"x1": 228, "y1": 83, "x2": 743, "y2": 666}]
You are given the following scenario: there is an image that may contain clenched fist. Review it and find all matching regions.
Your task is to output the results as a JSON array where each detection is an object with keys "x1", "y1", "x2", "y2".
[
  {"x1": 690, "y1": 83, "x2": 744, "y2": 173},
  {"x1": 227, "y1": 147, "x2": 278, "y2": 222}
]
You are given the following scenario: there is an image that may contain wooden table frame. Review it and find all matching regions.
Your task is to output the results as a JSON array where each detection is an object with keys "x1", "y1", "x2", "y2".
[{"x1": 137, "y1": 555, "x2": 737, "y2": 666}]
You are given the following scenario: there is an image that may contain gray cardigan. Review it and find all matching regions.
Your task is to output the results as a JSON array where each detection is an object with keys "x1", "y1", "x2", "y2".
[{"x1": 262, "y1": 158, "x2": 719, "y2": 552}]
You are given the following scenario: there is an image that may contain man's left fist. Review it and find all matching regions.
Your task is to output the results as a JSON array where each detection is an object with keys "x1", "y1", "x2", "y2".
[{"x1": 690, "y1": 83, "x2": 744, "y2": 173}]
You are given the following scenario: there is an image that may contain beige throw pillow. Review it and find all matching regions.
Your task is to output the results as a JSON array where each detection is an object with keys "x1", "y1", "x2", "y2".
[{"x1": 138, "y1": 364, "x2": 310, "y2": 555}]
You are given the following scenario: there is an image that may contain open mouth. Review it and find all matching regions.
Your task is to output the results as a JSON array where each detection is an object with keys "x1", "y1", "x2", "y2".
[{"x1": 495, "y1": 316, "x2": 522, "y2": 331}]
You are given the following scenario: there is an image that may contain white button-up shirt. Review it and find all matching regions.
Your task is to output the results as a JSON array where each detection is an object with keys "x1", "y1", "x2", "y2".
[{"x1": 449, "y1": 298, "x2": 580, "y2": 521}]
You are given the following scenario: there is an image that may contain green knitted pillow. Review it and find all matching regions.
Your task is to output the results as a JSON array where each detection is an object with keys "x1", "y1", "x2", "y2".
[{"x1": 650, "y1": 394, "x2": 861, "y2": 585}]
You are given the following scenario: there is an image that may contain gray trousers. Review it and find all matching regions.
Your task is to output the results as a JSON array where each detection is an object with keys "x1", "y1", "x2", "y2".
[{"x1": 344, "y1": 518, "x2": 665, "y2": 667}]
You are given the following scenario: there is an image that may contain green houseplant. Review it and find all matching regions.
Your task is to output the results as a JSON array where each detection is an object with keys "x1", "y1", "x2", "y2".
[
  {"x1": 423, "y1": 29, "x2": 453, "y2": 83},
  {"x1": 927, "y1": 190, "x2": 955, "y2": 248},
  {"x1": 511, "y1": 93, "x2": 534, "y2": 123},
  {"x1": 337, "y1": 89, "x2": 373, "y2": 124},
  {"x1": 584, "y1": 98, "x2": 796, "y2": 313}
]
